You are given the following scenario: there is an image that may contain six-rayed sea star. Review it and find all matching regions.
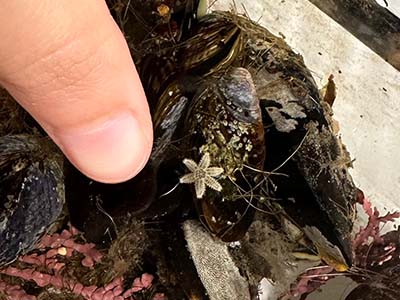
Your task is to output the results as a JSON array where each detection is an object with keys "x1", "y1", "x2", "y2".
[{"x1": 180, "y1": 153, "x2": 224, "y2": 199}]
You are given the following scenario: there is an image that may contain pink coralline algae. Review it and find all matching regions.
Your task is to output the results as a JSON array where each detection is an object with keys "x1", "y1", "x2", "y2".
[
  {"x1": 36, "y1": 225, "x2": 103, "y2": 268},
  {"x1": 352, "y1": 197, "x2": 400, "y2": 267},
  {"x1": 0, "y1": 226, "x2": 167, "y2": 300},
  {"x1": 0, "y1": 281, "x2": 36, "y2": 300}
]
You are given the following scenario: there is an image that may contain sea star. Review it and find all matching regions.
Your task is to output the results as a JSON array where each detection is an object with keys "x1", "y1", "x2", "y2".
[{"x1": 180, "y1": 153, "x2": 224, "y2": 199}]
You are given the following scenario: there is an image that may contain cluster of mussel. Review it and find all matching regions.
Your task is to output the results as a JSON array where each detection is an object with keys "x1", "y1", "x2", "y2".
[{"x1": 0, "y1": 0, "x2": 366, "y2": 299}]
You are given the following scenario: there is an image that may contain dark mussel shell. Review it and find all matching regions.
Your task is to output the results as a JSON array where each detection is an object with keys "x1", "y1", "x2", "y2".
[{"x1": 0, "y1": 132, "x2": 64, "y2": 266}]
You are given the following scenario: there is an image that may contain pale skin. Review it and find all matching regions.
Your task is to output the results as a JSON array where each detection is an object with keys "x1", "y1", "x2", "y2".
[{"x1": 0, "y1": 1, "x2": 153, "y2": 183}]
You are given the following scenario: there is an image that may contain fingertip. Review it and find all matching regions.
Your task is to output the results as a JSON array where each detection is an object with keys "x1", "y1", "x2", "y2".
[{"x1": 53, "y1": 112, "x2": 152, "y2": 183}]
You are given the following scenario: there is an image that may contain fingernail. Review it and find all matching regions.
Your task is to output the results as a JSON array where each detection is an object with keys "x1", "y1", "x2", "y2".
[{"x1": 54, "y1": 113, "x2": 151, "y2": 183}]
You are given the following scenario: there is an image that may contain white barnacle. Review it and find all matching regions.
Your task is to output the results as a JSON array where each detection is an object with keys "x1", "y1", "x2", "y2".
[
  {"x1": 245, "y1": 143, "x2": 253, "y2": 152},
  {"x1": 180, "y1": 153, "x2": 224, "y2": 199}
]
